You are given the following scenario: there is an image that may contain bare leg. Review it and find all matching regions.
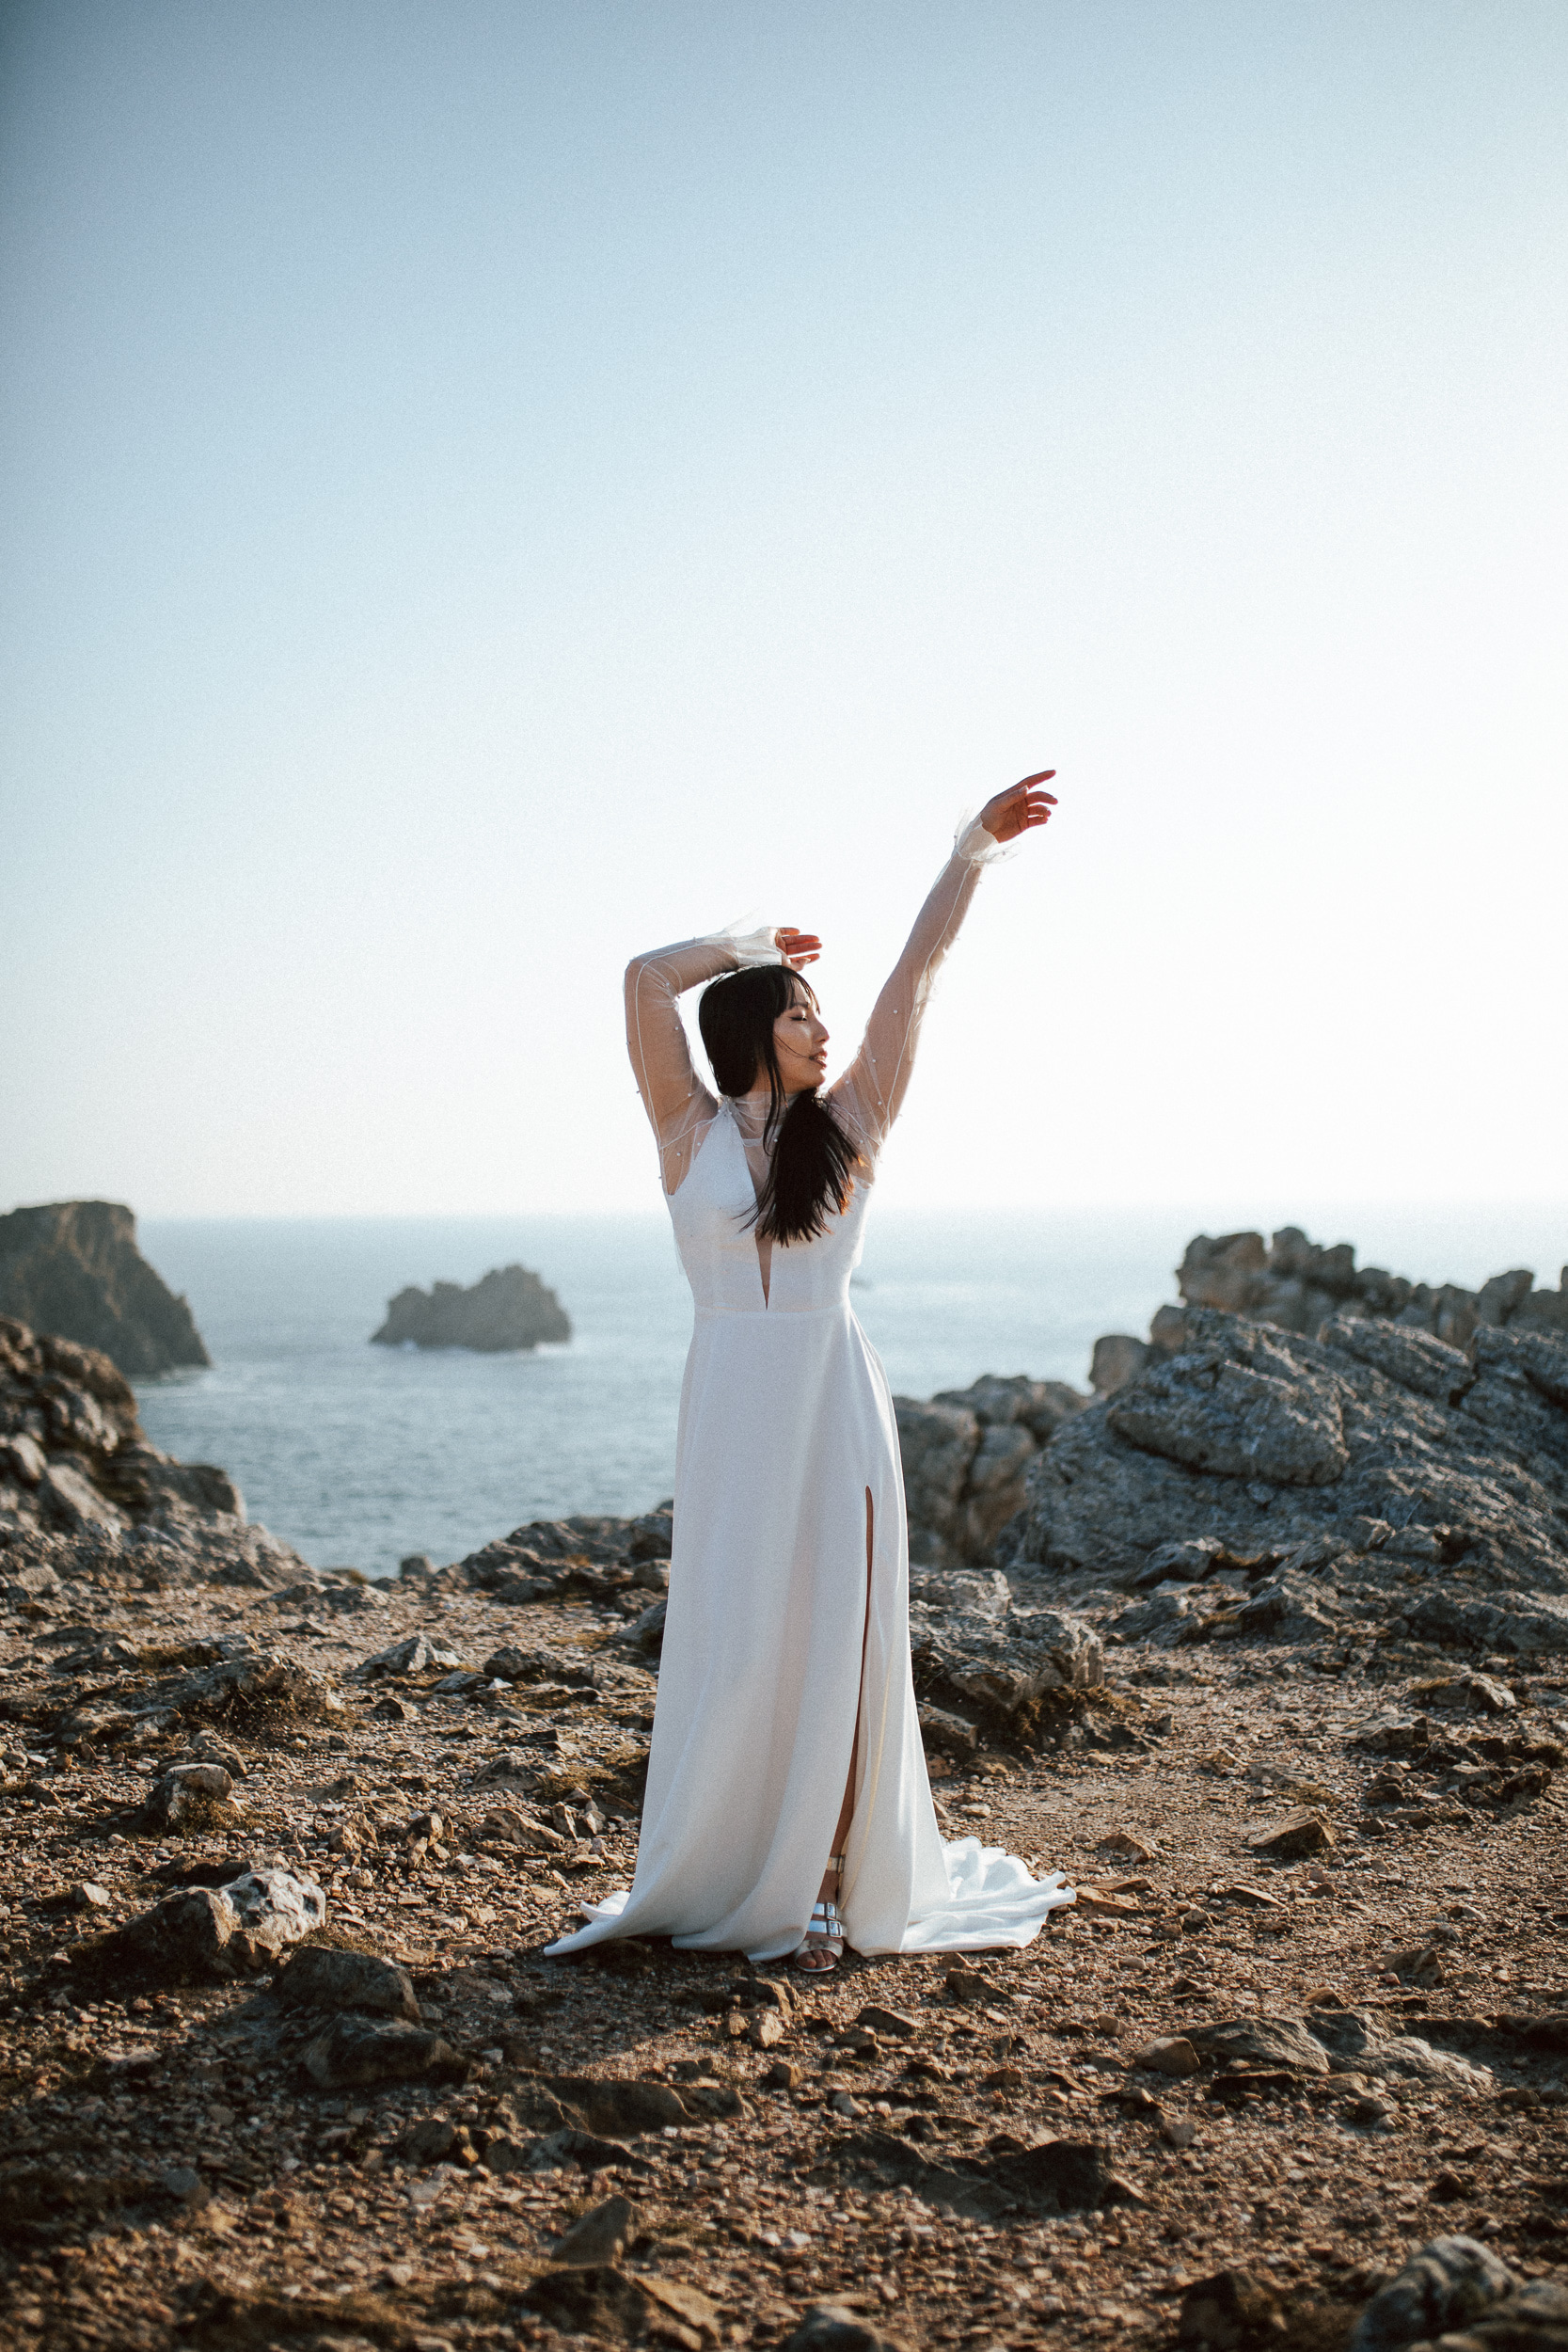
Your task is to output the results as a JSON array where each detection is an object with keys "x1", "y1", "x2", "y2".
[{"x1": 797, "y1": 1489, "x2": 874, "y2": 1973}]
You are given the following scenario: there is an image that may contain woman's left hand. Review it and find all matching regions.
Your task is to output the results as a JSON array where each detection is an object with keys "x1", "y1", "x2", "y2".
[
  {"x1": 978, "y1": 770, "x2": 1057, "y2": 844},
  {"x1": 775, "y1": 927, "x2": 822, "y2": 969}
]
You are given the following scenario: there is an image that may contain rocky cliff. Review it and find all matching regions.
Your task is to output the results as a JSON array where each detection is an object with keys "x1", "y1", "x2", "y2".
[
  {"x1": 372, "y1": 1264, "x2": 571, "y2": 1353},
  {"x1": 0, "y1": 1314, "x2": 306, "y2": 1587},
  {"x1": 992, "y1": 1228, "x2": 1568, "y2": 1665},
  {"x1": 0, "y1": 1200, "x2": 208, "y2": 1379}
]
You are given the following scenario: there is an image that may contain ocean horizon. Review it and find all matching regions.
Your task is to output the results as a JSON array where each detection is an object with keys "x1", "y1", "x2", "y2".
[{"x1": 134, "y1": 1203, "x2": 1567, "y2": 1581}]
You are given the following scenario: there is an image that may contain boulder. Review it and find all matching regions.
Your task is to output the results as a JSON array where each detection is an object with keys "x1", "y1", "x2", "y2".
[
  {"x1": 372, "y1": 1263, "x2": 570, "y2": 1352},
  {"x1": 1307, "y1": 2008, "x2": 1492, "y2": 2092},
  {"x1": 897, "y1": 1375, "x2": 1089, "y2": 1566},
  {"x1": 301, "y1": 2015, "x2": 468, "y2": 2089},
  {"x1": 1106, "y1": 1324, "x2": 1349, "y2": 1486},
  {"x1": 1187, "y1": 2014, "x2": 1333, "y2": 2077},
  {"x1": 39, "y1": 1458, "x2": 126, "y2": 1532},
  {"x1": 153, "y1": 1645, "x2": 343, "y2": 1726},
  {"x1": 1349, "y1": 2235, "x2": 1519, "y2": 2352},
  {"x1": 1090, "y1": 1336, "x2": 1149, "y2": 1395},
  {"x1": 522, "y1": 2266, "x2": 718, "y2": 2346},
  {"x1": 138, "y1": 1762, "x2": 236, "y2": 1834},
  {"x1": 1003, "y1": 1302, "x2": 1568, "y2": 1625},
  {"x1": 550, "y1": 2195, "x2": 637, "y2": 2266},
  {"x1": 1177, "y1": 2270, "x2": 1286, "y2": 2351},
  {"x1": 273, "y1": 1945, "x2": 420, "y2": 2021},
  {"x1": 99, "y1": 1867, "x2": 325, "y2": 1985},
  {"x1": 783, "y1": 2311, "x2": 911, "y2": 2352},
  {"x1": 1134, "y1": 2036, "x2": 1199, "y2": 2077},
  {"x1": 0, "y1": 1201, "x2": 208, "y2": 1377}
]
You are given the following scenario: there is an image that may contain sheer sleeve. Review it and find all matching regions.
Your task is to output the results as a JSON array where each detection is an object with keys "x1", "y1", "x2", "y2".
[
  {"x1": 830, "y1": 820, "x2": 998, "y2": 1159},
  {"x1": 626, "y1": 926, "x2": 784, "y2": 1194}
]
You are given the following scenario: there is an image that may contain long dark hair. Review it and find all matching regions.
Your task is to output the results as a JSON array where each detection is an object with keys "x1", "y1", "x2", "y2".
[{"x1": 697, "y1": 964, "x2": 859, "y2": 1246}]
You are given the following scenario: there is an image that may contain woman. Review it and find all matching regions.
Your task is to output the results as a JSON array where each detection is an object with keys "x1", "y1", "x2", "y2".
[{"x1": 547, "y1": 773, "x2": 1074, "y2": 1973}]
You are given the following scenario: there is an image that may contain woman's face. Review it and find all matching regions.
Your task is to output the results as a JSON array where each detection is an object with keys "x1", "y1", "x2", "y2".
[{"x1": 772, "y1": 980, "x2": 829, "y2": 1094}]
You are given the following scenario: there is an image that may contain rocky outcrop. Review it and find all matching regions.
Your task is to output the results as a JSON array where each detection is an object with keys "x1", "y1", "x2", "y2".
[
  {"x1": 895, "y1": 1375, "x2": 1088, "y2": 1566},
  {"x1": 1188, "y1": 1225, "x2": 1561, "y2": 1356},
  {"x1": 372, "y1": 1263, "x2": 571, "y2": 1353},
  {"x1": 1001, "y1": 1293, "x2": 1568, "y2": 1659},
  {"x1": 0, "y1": 1201, "x2": 208, "y2": 1379},
  {"x1": 909, "y1": 1565, "x2": 1106, "y2": 1751},
  {"x1": 1083, "y1": 1228, "x2": 1568, "y2": 1402},
  {"x1": 0, "y1": 1314, "x2": 308, "y2": 1588}
]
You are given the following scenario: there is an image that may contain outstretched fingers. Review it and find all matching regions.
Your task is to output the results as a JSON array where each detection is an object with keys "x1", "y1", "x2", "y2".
[{"x1": 1015, "y1": 769, "x2": 1057, "y2": 831}]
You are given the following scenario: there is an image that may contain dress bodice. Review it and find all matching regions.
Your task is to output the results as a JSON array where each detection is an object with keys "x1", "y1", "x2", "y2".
[{"x1": 667, "y1": 1100, "x2": 871, "y2": 1314}]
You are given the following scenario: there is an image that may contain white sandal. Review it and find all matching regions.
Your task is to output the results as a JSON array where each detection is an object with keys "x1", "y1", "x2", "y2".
[{"x1": 794, "y1": 1855, "x2": 847, "y2": 1974}]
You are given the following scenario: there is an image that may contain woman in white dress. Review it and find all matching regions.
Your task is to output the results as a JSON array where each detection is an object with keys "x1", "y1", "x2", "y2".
[{"x1": 547, "y1": 772, "x2": 1074, "y2": 1974}]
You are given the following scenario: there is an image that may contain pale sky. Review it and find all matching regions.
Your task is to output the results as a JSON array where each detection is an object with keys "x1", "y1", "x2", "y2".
[{"x1": 4, "y1": 2, "x2": 1565, "y2": 1219}]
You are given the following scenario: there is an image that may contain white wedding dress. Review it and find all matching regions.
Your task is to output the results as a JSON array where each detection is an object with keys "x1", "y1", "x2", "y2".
[{"x1": 546, "y1": 828, "x2": 1073, "y2": 1965}]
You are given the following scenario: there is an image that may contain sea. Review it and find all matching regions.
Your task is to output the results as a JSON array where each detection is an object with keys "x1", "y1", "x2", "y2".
[{"x1": 135, "y1": 1205, "x2": 1566, "y2": 1582}]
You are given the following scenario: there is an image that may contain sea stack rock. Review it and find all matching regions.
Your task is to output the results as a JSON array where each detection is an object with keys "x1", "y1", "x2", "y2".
[
  {"x1": 371, "y1": 1264, "x2": 571, "y2": 1354},
  {"x1": 0, "y1": 1201, "x2": 209, "y2": 1380}
]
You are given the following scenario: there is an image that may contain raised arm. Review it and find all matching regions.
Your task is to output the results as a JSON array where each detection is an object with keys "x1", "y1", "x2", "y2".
[
  {"x1": 832, "y1": 771, "x2": 1055, "y2": 1156},
  {"x1": 625, "y1": 925, "x2": 820, "y2": 1193}
]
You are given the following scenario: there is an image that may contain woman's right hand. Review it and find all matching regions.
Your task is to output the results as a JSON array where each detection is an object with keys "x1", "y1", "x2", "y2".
[
  {"x1": 976, "y1": 770, "x2": 1057, "y2": 844},
  {"x1": 775, "y1": 927, "x2": 822, "y2": 969}
]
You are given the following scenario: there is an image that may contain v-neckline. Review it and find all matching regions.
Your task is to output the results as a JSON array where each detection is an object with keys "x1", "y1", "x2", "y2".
[{"x1": 729, "y1": 1100, "x2": 774, "y2": 1309}]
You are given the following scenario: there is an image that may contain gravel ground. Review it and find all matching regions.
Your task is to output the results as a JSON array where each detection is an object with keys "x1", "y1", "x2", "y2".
[{"x1": 2, "y1": 1569, "x2": 1565, "y2": 2352}]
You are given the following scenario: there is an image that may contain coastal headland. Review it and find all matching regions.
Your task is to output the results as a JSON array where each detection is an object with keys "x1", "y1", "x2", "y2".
[{"x1": 0, "y1": 1225, "x2": 1564, "y2": 2352}]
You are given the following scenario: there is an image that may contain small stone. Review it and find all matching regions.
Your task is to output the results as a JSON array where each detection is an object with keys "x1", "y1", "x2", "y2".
[
  {"x1": 1136, "y1": 2035, "x2": 1200, "y2": 2078},
  {"x1": 762, "y1": 2059, "x2": 804, "y2": 2090},
  {"x1": 1096, "y1": 1829, "x2": 1154, "y2": 1862},
  {"x1": 748, "y1": 2011, "x2": 785, "y2": 2049},
  {"x1": 399, "y1": 2118, "x2": 467, "y2": 2165},
  {"x1": 1164, "y1": 2118, "x2": 1199, "y2": 2149},
  {"x1": 1429, "y1": 2168, "x2": 1471, "y2": 2203},
  {"x1": 1390, "y1": 1946, "x2": 1445, "y2": 1989},
  {"x1": 1213, "y1": 1882, "x2": 1282, "y2": 1911},
  {"x1": 942, "y1": 1965, "x2": 990, "y2": 2004},
  {"x1": 1248, "y1": 1809, "x2": 1334, "y2": 1861},
  {"x1": 1177, "y1": 2269, "x2": 1285, "y2": 2350},
  {"x1": 371, "y1": 1696, "x2": 417, "y2": 1723},
  {"x1": 826, "y1": 2089, "x2": 862, "y2": 2116},
  {"x1": 856, "y1": 2004, "x2": 920, "y2": 2041},
  {"x1": 744, "y1": 1973, "x2": 794, "y2": 2013},
  {"x1": 551, "y1": 2195, "x2": 637, "y2": 2266},
  {"x1": 160, "y1": 2165, "x2": 211, "y2": 2209},
  {"x1": 354, "y1": 1633, "x2": 464, "y2": 1680},
  {"x1": 480, "y1": 1805, "x2": 565, "y2": 1853},
  {"x1": 41, "y1": 1881, "x2": 111, "y2": 1913},
  {"x1": 782, "y1": 2306, "x2": 911, "y2": 2352}
]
